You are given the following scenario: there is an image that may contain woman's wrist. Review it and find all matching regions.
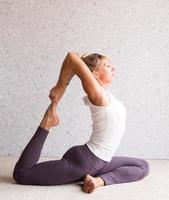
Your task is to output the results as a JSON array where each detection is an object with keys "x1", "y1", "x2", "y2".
[{"x1": 55, "y1": 81, "x2": 67, "y2": 90}]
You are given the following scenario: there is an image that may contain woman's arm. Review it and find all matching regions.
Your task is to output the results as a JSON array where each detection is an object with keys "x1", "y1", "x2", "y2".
[
  {"x1": 50, "y1": 51, "x2": 103, "y2": 105},
  {"x1": 68, "y1": 52, "x2": 103, "y2": 104},
  {"x1": 57, "y1": 53, "x2": 76, "y2": 86},
  {"x1": 49, "y1": 53, "x2": 76, "y2": 104}
]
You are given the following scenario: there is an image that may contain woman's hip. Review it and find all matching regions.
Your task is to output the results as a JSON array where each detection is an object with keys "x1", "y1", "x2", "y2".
[{"x1": 62, "y1": 143, "x2": 108, "y2": 172}]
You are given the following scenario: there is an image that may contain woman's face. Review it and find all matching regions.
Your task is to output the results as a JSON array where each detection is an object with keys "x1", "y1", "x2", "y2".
[{"x1": 93, "y1": 58, "x2": 115, "y2": 87}]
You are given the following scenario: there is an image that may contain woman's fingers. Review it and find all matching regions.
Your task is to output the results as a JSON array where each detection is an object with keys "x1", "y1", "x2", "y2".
[
  {"x1": 48, "y1": 87, "x2": 60, "y2": 105},
  {"x1": 79, "y1": 52, "x2": 89, "y2": 58},
  {"x1": 49, "y1": 95, "x2": 59, "y2": 105},
  {"x1": 49, "y1": 86, "x2": 59, "y2": 98},
  {"x1": 49, "y1": 93, "x2": 58, "y2": 103}
]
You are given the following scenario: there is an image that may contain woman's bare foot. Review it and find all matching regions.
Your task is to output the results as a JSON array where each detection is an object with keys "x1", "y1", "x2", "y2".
[
  {"x1": 83, "y1": 174, "x2": 105, "y2": 193},
  {"x1": 39, "y1": 102, "x2": 60, "y2": 131}
]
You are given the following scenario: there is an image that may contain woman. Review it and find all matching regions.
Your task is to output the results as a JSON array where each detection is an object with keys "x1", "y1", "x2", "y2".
[{"x1": 12, "y1": 52, "x2": 150, "y2": 193}]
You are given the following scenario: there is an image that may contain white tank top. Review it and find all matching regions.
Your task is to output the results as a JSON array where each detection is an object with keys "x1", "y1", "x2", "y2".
[{"x1": 82, "y1": 89, "x2": 127, "y2": 162}]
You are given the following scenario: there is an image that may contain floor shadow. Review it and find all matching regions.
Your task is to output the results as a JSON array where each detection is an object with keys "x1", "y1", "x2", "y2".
[{"x1": 0, "y1": 175, "x2": 14, "y2": 184}]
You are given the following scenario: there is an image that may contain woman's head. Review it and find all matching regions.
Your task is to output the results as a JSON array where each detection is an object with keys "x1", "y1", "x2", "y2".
[{"x1": 80, "y1": 53, "x2": 115, "y2": 87}]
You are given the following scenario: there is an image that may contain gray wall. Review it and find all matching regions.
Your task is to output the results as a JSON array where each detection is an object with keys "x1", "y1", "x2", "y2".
[{"x1": 0, "y1": 0, "x2": 169, "y2": 159}]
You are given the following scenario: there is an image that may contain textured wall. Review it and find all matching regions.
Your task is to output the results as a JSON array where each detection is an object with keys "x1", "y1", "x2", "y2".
[{"x1": 0, "y1": 0, "x2": 169, "y2": 159}]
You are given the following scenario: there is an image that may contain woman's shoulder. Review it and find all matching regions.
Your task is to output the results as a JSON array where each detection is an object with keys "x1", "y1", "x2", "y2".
[{"x1": 82, "y1": 89, "x2": 110, "y2": 107}]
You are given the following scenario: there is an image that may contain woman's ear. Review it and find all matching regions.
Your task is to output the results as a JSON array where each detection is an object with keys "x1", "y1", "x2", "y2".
[{"x1": 92, "y1": 70, "x2": 98, "y2": 78}]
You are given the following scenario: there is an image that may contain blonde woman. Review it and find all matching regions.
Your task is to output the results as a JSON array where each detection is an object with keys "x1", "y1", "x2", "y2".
[{"x1": 13, "y1": 52, "x2": 150, "y2": 193}]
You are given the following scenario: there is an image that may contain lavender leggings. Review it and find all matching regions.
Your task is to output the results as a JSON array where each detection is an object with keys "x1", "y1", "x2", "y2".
[{"x1": 13, "y1": 126, "x2": 150, "y2": 186}]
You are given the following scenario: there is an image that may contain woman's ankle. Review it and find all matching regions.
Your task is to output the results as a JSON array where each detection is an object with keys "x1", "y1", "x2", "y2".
[{"x1": 39, "y1": 121, "x2": 51, "y2": 131}]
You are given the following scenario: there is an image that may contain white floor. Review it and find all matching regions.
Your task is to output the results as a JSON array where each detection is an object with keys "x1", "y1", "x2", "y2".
[{"x1": 0, "y1": 157, "x2": 168, "y2": 200}]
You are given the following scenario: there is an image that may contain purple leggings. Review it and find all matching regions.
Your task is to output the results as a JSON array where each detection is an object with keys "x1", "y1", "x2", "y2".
[{"x1": 13, "y1": 126, "x2": 150, "y2": 186}]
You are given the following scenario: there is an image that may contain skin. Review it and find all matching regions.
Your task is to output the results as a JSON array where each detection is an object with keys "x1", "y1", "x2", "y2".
[
  {"x1": 92, "y1": 58, "x2": 115, "y2": 89},
  {"x1": 39, "y1": 56, "x2": 115, "y2": 193},
  {"x1": 39, "y1": 105, "x2": 106, "y2": 193}
]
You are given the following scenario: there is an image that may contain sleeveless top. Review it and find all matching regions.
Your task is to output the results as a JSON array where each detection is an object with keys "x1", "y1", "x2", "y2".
[{"x1": 82, "y1": 89, "x2": 127, "y2": 162}]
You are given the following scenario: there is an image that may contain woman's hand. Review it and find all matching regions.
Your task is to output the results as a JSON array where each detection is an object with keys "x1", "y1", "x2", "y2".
[
  {"x1": 49, "y1": 85, "x2": 65, "y2": 105},
  {"x1": 49, "y1": 52, "x2": 87, "y2": 104}
]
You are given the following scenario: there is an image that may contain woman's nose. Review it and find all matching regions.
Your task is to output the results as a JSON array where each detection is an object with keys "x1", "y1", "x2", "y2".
[{"x1": 111, "y1": 66, "x2": 115, "y2": 72}]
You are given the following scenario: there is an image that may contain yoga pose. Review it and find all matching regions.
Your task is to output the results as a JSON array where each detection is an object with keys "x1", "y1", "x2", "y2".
[{"x1": 13, "y1": 52, "x2": 150, "y2": 193}]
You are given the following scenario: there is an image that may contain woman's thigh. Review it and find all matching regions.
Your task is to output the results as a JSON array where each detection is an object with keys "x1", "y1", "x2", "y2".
[{"x1": 94, "y1": 156, "x2": 150, "y2": 176}]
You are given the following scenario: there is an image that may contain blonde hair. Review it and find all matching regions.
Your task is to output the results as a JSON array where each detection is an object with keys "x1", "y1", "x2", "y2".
[{"x1": 80, "y1": 53, "x2": 111, "y2": 72}]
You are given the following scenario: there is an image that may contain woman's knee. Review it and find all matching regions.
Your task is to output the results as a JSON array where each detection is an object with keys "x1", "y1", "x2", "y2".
[
  {"x1": 141, "y1": 160, "x2": 150, "y2": 177},
  {"x1": 13, "y1": 169, "x2": 26, "y2": 184}
]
